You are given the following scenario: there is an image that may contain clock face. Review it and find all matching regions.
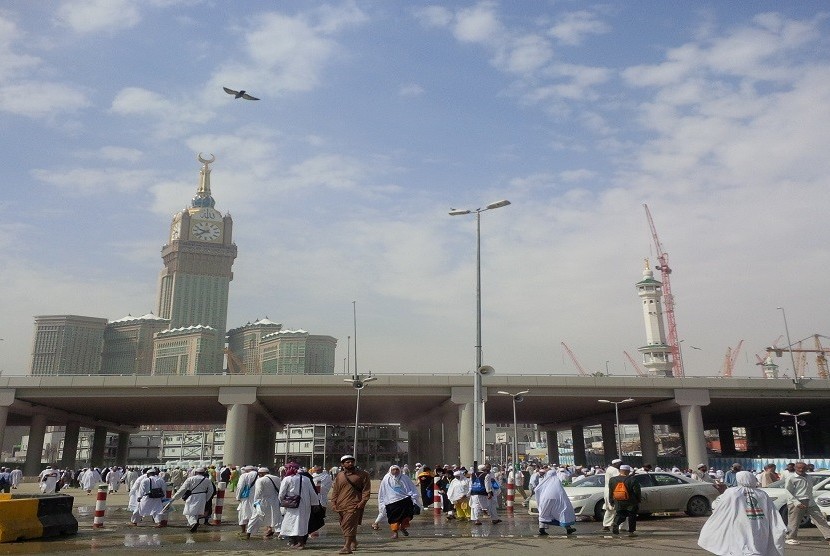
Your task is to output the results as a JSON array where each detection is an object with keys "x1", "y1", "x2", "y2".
[{"x1": 191, "y1": 221, "x2": 221, "y2": 241}]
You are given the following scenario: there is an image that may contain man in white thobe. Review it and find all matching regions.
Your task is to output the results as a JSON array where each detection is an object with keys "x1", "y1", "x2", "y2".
[
  {"x1": 235, "y1": 465, "x2": 258, "y2": 533},
  {"x1": 10, "y1": 467, "x2": 23, "y2": 489},
  {"x1": 124, "y1": 467, "x2": 140, "y2": 490},
  {"x1": 242, "y1": 467, "x2": 282, "y2": 539},
  {"x1": 81, "y1": 467, "x2": 102, "y2": 493},
  {"x1": 131, "y1": 469, "x2": 167, "y2": 526},
  {"x1": 278, "y1": 465, "x2": 318, "y2": 548},
  {"x1": 603, "y1": 459, "x2": 622, "y2": 531},
  {"x1": 166, "y1": 467, "x2": 215, "y2": 533},
  {"x1": 312, "y1": 466, "x2": 333, "y2": 507},
  {"x1": 38, "y1": 466, "x2": 59, "y2": 494},
  {"x1": 107, "y1": 467, "x2": 124, "y2": 493}
]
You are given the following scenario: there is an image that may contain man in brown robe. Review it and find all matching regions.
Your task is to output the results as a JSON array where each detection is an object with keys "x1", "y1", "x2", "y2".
[{"x1": 330, "y1": 454, "x2": 371, "y2": 555}]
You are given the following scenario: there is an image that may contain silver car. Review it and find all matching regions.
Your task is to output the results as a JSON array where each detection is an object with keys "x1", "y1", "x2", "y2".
[
  {"x1": 761, "y1": 472, "x2": 830, "y2": 528},
  {"x1": 528, "y1": 472, "x2": 719, "y2": 520}
]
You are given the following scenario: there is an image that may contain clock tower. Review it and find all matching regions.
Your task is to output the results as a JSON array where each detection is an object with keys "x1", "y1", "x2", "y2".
[{"x1": 155, "y1": 154, "x2": 237, "y2": 372}]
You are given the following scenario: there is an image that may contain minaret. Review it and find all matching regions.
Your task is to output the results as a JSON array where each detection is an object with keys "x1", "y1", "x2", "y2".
[{"x1": 635, "y1": 259, "x2": 673, "y2": 377}]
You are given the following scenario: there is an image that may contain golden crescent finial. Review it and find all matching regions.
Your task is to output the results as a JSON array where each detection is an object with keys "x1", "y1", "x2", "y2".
[{"x1": 197, "y1": 153, "x2": 216, "y2": 165}]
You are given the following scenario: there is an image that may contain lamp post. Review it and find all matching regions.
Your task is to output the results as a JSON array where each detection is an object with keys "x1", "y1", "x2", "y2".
[
  {"x1": 450, "y1": 199, "x2": 511, "y2": 468},
  {"x1": 777, "y1": 307, "x2": 799, "y2": 379},
  {"x1": 780, "y1": 411, "x2": 810, "y2": 460},
  {"x1": 598, "y1": 398, "x2": 634, "y2": 458},
  {"x1": 345, "y1": 300, "x2": 377, "y2": 458},
  {"x1": 498, "y1": 390, "x2": 529, "y2": 474}
]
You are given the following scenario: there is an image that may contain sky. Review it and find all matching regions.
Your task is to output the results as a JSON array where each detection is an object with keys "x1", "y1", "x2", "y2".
[{"x1": 1, "y1": 1, "x2": 829, "y2": 379}]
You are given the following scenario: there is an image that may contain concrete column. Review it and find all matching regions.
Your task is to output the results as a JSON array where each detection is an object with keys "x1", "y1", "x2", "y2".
[
  {"x1": 116, "y1": 432, "x2": 130, "y2": 468},
  {"x1": 0, "y1": 390, "x2": 14, "y2": 456},
  {"x1": 637, "y1": 413, "x2": 658, "y2": 466},
  {"x1": 542, "y1": 428, "x2": 559, "y2": 463},
  {"x1": 223, "y1": 403, "x2": 249, "y2": 466},
  {"x1": 675, "y1": 389, "x2": 710, "y2": 469},
  {"x1": 442, "y1": 409, "x2": 460, "y2": 466},
  {"x1": 459, "y1": 403, "x2": 474, "y2": 468},
  {"x1": 570, "y1": 425, "x2": 586, "y2": 467},
  {"x1": 407, "y1": 429, "x2": 420, "y2": 465},
  {"x1": 218, "y1": 387, "x2": 258, "y2": 467},
  {"x1": 61, "y1": 421, "x2": 81, "y2": 470},
  {"x1": 243, "y1": 409, "x2": 258, "y2": 465},
  {"x1": 718, "y1": 426, "x2": 736, "y2": 456},
  {"x1": 601, "y1": 421, "x2": 618, "y2": 461},
  {"x1": 24, "y1": 413, "x2": 48, "y2": 476},
  {"x1": 90, "y1": 426, "x2": 108, "y2": 468}
]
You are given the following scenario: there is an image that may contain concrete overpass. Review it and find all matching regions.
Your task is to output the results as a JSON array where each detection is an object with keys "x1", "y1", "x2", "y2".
[{"x1": 2, "y1": 374, "x2": 829, "y2": 474}]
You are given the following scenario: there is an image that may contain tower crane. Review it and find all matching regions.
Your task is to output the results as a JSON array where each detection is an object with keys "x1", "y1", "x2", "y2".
[
  {"x1": 765, "y1": 333, "x2": 830, "y2": 379},
  {"x1": 643, "y1": 204, "x2": 684, "y2": 377},
  {"x1": 623, "y1": 350, "x2": 648, "y2": 377},
  {"x1": 560, "y1": 342, "x2": 590, "y2": 376},
  {"x1": 719, "y1": 340, "x2": 743, "y2": 377}
]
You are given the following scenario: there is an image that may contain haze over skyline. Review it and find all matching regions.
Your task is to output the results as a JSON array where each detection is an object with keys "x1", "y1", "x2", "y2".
[{"x1": 1, "y1": 1, "x2": 828, "y2": 378}]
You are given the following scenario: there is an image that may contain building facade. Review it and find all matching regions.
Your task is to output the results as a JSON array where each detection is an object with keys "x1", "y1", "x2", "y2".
[
  {"x1": 101, "y1": 313, "x2": 169, "y2": 375},
  {"x1": 30, "y1": 315, "x2": 108, "y2": 376},
  {"x1": 226, "y1": 318, "x2": 283, "y2": 374},
  {"x1": 260, "y1": 330, "x2": 337, "y2": 375}
]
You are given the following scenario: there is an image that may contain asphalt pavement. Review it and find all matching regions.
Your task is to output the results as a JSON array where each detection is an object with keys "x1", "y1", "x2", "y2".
[{"x1": 2, "y1": 482, "x2": 829, "y2": 555}]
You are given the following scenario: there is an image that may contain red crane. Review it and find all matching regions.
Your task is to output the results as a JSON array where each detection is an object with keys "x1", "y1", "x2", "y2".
[
  {"x1": 643, "y1": 204, "x2": 684, "y2": 377},
  {"x1": 560, "y1": 342, "x2": 590, "y2": 376},
  {"x1": 623, "y1": 350, "x2": 648, "y2": 377}
]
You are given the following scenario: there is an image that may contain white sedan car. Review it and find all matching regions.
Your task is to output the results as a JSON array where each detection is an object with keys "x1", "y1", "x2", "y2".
[
  {"x1": 761, "y1": 472, "x2": 830, "y2": 528},
  {"x1": 528, "y1": 472, "x2": 719, "y2": 520}
]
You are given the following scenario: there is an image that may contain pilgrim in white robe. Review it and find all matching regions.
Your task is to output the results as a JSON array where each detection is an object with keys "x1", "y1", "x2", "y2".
[
  {"x1": 81, "y1": 468, "x2": 102, "y2": 492},
  {"x1": 313, "y1": 470, "x2": 333, "y2": 507},
  {"x1": 536, "y1": 470, "x2": 576, "y2": 532},
  {"x1": 698, "y1": 471, "x2": 786, "y2": 556},
  {"x1": 170, "y1": 473, "x2": 215, "y2": 527},
  {"x1": 235, "y1": 469, "x2": 259, "y2": 526},
  {"x1": 107, "y1": 468, "x2": 123, "y2": 493},
  {"x1": 128, "y1": 472, "x2": 146, "y2": 519},
  {"x1": 10, "y1": 468, "x2": 23, "y2": 488},
  {"x1": 134, "y1": 474, "x2": 167, "y2": 524},
  {"x1": 38, "y1": 467, "x2": 59, "y2": 494},
  {"x1": 247, "y1": 472, "x2": 282, "y2": 535},
  {"x1": 278, "y1": 473, "x2": 317, "y2": 537}
]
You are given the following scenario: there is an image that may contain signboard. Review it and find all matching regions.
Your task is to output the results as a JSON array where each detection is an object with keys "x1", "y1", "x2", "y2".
[{"x1": 495, "y1": 432, "x2": 508, "y2": 443}]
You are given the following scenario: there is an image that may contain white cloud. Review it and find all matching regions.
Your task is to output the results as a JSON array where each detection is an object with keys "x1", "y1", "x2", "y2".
[
  {"x1": 453, "y1": 1, "x2": 504, "y2": 45},
  {"x1": 548, "y1": 10, "x2": 611, "y2": 46},
  {"x1": 399, "y1": 83, "x2": 425, "y2": 97},
  {"x1": 414, "y1": 5, "x2": 453, "y2": 28},
  {"x1": 0, "y1": 81, "x2": 89, "y2": 118},
  {"x1": 31, "y1": 167, "x2": 156, "y2": 194},
  {"x1": 55, "y1": 0, "x2": 142, "y2": 34}
]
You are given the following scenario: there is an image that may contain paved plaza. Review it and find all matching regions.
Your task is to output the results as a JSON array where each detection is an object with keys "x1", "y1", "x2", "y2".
[{"x1": 2, "y1": 482, "x2": 829, "y2": 555}]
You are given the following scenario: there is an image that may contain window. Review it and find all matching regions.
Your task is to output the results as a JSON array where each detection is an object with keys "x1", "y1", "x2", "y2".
[{"x1": 652, "y1": 474, "x2": 684, "y2": 486}]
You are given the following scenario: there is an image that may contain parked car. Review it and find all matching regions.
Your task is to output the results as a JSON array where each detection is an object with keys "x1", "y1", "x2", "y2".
[
  {"x1": 528, "y1": 472, "x2": 719, "y2": 520},
  {"x1": 761, "y1": 472, "x2": 830, "y2": 528}
]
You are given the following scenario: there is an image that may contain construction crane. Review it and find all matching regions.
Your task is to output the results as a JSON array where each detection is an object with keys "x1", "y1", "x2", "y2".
[
  {"x1": 561, "y1": 342, "x2": 590, "y2": 376},
  {"x1": 643, "y1": 204, "x2": 684, "y2": 377},
  {"x1": 765, "y1": 334, "x2": 830, "y2": 379},
  {"x1": 719, "y1": 340, "x2": 744, "y2": 377},
  {"x1": 623, "y1": 351, "x2": 648, "y2": 377}
]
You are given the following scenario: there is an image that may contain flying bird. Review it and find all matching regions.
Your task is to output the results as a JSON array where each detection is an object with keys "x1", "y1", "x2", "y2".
[{"x1": 223, "y1": 87, "x2": 259, "y2": 101}]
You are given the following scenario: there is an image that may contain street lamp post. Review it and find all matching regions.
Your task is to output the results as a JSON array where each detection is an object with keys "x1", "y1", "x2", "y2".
[
  {"x1": 498, "y1": 390, "x2": 529, "y2": 474},
  {"x1": 777, "y1": 307, "x2": 799, "y2": 379},
  {"x1": 450, "y1": 199, "x2": 510, "y2": 468},
  {"x1": 346, "y1": 375, "x2": 377, "y2": 458},
  {"x1": 780, "y1": 411, "x2": 810, "y2": 460},
  {"x1": 598, "y1": 398, "x2": 634, "y2": 458}
]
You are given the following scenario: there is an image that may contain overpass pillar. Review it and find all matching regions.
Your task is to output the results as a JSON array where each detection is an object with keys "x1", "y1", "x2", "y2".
[
  {"x1": 90, "y1": 425, "x2": 108, "y2": 468},
  {"x1": 540, "y1": 426, "x2": 559, "y2": 463},
  {"x1": 24, "y1": 413, "x2": 48, "y2": 476},
  {"x1": 244, "y1": 410, "x2": 258, "y2": 465},
  {"x1": 116, "y1": 431, "x2": 131, "y2": 468},
  {"x1": 570, "y1": 425, "x2": 586, "y2": 467},
  {"x1": 675, "y1": 389, "x2": 710, "y2": 470},
  {"x1": 0, "y1": 389, "x2": 14, "y2": 456},
  {"x1": 637, "y1": 413, "x2": 658, "y2": 466},
  {"x1": 601, "y1": 421, "x2": 618, "y2": 461},
  {"x1": 451, "y1": 387, "x2": 475, "y2": 468},
  {"x1": 218, "y1": 387, "x2": 258, "y2": 467},
  {"x1": 718, "y1": 426, "x2": 736, "y2": 456},
  {"x1": 442, "y1": 409, "x2": 460, "y2": 466},
  {"x1": 406, "y1": 429, "x2": 420, "y2": 466},
  {"x1": 61, "y1": 421, "x2": 81, "y2": 470}
]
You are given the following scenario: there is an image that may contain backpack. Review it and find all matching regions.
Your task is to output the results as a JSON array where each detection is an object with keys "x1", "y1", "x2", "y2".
[
  {"x1": 612, "y1": 479, "x2": 629, "y2": 502},
  {"x1": 470, "y1": 474, "x2": 487, "y2": 496}
]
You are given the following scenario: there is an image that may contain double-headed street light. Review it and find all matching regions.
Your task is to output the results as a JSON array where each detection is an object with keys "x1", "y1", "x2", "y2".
[
  {"x1": 345, "y1": 374, "x2": 377, "y2": 458},
  {"x1": 450, "y1": 199, "x2": 511, "y2": 468},
  {"x1": 498, "y1": 390, "x2": 529, "y2": 475},
  {"x1": 598, "y1": 398, "x2": 634, "y2": 459},
  {"x1": 780, "y1": 410, "x2": 810, "y2": 460}
]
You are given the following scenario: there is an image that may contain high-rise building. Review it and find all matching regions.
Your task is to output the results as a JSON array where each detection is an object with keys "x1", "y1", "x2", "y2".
[
  {"x1": 102, "y1": 313, "x2": 169, "y2": 375},
  {"x1": 30, "y1": 315, "x2": 108, "y2": 375},
  {"x1": 635, "y1": 260, "x2": 673, "y2": 377},
  {"x1": 155, "y1": 154, "x2": 237, "y2": 373},
  {"x1": 260, "y1": 330, "x2": 337, "y2": 375},
  {"x1": 152, "y1": 325, "x2": 219, "y2": 375},
  {"x1": 226, "y1": 318, "x2": 283, "y2": 374}
]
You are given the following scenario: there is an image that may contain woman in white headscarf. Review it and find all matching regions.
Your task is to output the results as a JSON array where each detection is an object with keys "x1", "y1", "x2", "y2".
[
  {"x1": 698, "y1": 470, "x2": 786, "y2": 556},
  {"x1": 377, "y1": 465, "x2": 420, "y2": 539},
  {"x1": 535, "y1": 470, "x2": 576, "y2": 536}
]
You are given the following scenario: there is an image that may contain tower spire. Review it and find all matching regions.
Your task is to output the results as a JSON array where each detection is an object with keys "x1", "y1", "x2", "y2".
[{"x1": 192, "y1": 153, "x2": 216, "y2": 208}]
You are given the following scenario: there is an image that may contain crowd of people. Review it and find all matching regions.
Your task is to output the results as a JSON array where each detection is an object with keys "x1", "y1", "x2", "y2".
[{"x1": 15, "y1": 456, "x2": 830, "y2": 554}]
